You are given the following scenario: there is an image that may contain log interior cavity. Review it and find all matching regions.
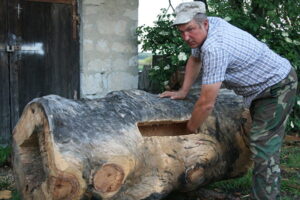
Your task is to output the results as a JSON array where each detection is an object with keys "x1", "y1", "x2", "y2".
[
  {"x1": 13, "y1": 103, "x2": 84, "y2": 199},
  {"x1": 18, "y1": 127, "x2": 46, "y2": 194},
  {"x1": 138, "y1": 120, "x2": 192, "y2": 137}
]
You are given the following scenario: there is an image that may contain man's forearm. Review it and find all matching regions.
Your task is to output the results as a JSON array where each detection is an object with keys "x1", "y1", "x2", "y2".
[
  {"x1": 187, "y1": 102, "x2": 213, "y2": 132},
  {"x1": 180, "y1": 56, "x2": 201, "y2": 93},
  {"x1": 187, "y1": 82, "x2": 222, "y2": 132}
]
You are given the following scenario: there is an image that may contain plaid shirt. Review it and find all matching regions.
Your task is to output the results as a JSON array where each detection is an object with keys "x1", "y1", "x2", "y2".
[{"x1": 192, "y1": 17, "x2": 292, "y2": 107}]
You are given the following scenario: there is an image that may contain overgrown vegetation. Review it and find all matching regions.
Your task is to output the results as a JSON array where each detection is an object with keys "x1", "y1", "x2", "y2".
[
  {"x1": 0, "y1": 145, "x2": 11, "y2": 166},
  {"x1": 137, "y1": 9, "x2": 191, "y2": 91}
]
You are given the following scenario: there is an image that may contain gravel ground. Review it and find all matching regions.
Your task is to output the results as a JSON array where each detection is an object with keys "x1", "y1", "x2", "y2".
[{"x1": 0, "y1": 165, "x2": 15, "y2": 191}]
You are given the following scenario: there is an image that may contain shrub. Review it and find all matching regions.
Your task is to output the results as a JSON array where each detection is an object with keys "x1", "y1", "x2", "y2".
[{"x1": 136, "y1": 9, "x2": 190, "y2": 92}]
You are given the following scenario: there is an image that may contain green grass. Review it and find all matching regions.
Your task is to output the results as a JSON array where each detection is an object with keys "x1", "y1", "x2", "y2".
[
  {"x1": 0, "y1": 145, "x2": 11, "y2": 166},
  {"x1": 281, "y1": 145, "x2": 300, "y2": 198},
  {"x1": 281, "y1": 145, "x2": 300, "y2": 168},
  {"x1": 205, "y1": 144, "x2": 300, "y2": 199},
  {"x1": 205, "y1": 169, "x2": 252, "y2": 195},
  {"x1": 11, "y1": 191, "x2": 21, "y2": 200}
]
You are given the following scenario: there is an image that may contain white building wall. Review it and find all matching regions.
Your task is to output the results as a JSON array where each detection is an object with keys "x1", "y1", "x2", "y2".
[{"x1": 80, "y1": 0, "x2": 139, "y2": 98}]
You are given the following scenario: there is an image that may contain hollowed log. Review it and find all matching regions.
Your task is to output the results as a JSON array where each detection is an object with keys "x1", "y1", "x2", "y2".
[{"x1": 12, "y1": 89, "x2": 252, "y2": 200}]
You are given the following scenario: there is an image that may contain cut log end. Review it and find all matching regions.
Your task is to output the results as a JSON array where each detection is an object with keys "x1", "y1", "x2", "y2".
[
  {"x1": 93, "y1": 164, "x2": 125, "y2": 198},
  {"x1": 13, "y1": 103, "x2": 84, "y2": 199},
  {"x1": 186, "y1": 167, "x2": 205, "y2": 185},
  {"x1": 50, "y1": 175, "x2": 80, "y2": 200}
]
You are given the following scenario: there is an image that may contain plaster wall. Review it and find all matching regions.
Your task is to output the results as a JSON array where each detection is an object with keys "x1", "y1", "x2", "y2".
[{"x1": 80, "y1": 0, "x2": 139, "y2": 98}]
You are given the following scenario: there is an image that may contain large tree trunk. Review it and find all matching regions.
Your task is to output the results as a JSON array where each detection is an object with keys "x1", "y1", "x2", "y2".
[{"x1": 12, "y1": 89, "x2": 252, "y2": 200}]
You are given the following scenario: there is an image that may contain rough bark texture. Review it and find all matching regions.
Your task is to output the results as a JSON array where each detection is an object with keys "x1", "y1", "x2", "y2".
[{"x1": 12, "y1": 89, "x2": 252, "y2": 200}]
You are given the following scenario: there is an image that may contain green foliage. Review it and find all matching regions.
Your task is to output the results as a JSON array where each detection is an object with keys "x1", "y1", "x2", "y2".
[
  {"x1": 136, "y1": 9, "x2": 190, "y2": 91},
  {"x1": 0, "y1": 145, "x2": 11, "y2": 166},
  {"x1": 207, "y1": 0, "x2": 300, "y2": 133}
]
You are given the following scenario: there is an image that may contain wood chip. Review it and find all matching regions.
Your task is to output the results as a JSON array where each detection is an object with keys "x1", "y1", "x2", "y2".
[{"x1": 0, "y1": 190, "x2": 12, "y2": 199}]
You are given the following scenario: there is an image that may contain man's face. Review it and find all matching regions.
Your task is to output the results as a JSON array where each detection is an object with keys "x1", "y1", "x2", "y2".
[{"x1": 177, "y1": 19, "x2": 208, "y2": 48}]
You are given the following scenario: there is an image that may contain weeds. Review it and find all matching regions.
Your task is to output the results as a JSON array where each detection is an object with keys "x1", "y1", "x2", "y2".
[
  {"x1": 206, "y1": 170, "x2": 252, "y2": 195},
  {"x1": 0, "y1": 146, "x2": 12, "y2": 166},
  {"x1": 205, "y1": 144, "x2": 300, "y2": 199}
]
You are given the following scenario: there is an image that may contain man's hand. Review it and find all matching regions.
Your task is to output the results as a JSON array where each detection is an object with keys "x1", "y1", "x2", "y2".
[
  {"x1": 187, "y1": 82, "x2": 222, "y2": 132},
  {"x1": 159, "y1": 90, "x2": 188, "y2": 100},
  {"x1": 187, "y1": 120, "x2": 196, "y2": 133},
  {"x1": 159, "y1": 56, "x2": 201, "y2": 100}
]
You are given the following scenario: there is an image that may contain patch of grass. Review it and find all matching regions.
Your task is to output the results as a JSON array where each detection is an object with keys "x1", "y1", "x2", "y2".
[
  {"x1": 0, "y1": 145, "x2": 12, "y2": 166},
  {"x1": 205, "y1": 169, "x2": 252, "y2": 195},
  {"x1": 205, "y1": 145, "x2": 300, "y2": 199},
  {"x1": 281, "y1": 145, "x2": 300, "y2": 168},
  {"x1": 281, "y1": 145, "x2": 300, "y2": 198},
  {"x1": 11, "y1": 190, "x2": 21, "y2": 200},
  {"x1": 282, "y1": 177, "x2": 300, "y2": 197}
]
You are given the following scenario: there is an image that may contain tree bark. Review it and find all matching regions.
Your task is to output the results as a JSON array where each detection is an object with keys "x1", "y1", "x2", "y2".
[{"x1": 12, "y1": 89, "x2": 252, "y2": 200}]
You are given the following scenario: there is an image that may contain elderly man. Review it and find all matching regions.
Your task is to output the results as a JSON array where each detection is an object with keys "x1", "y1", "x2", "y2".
[{"x1": 160, "y1": 1, "x2": 298, "y2": 199}]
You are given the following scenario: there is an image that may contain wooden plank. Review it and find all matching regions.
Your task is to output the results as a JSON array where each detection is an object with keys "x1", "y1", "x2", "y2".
[
  {"x1": 46, "y1": 3, "x2": 80, "y2": 98},
  {"x1": 0, "y1": 0, "x2": 11, "y2": 145},
  {"x1": 7, "y1": 0, "x2": 28, "y2": 135},
  {"x1": 27, "y1": 0, "x2": 78, "y2": 39}
]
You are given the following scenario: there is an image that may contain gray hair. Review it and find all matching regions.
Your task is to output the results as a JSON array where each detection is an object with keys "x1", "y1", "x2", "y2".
[{"x1": 193, "y1": 13, "x2": 207, "y2": 26}]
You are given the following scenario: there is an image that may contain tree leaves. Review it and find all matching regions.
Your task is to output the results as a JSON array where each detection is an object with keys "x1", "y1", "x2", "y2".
[{"x1": 136, "y1": 9, "x2": 190, "y2": 92}]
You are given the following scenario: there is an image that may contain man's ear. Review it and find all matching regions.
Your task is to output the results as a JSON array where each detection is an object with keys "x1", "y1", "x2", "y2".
[{"x1": 203, "y1": 19, "x2": 209, "y2": 31}]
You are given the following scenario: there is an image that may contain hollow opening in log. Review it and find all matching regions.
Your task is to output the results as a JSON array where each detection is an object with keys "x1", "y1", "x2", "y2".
[
  {"x1": 18, "y1": 126, "x2": 46, "y2": 193},
  {"x1": 137, "y1": 120, "x2": 192, "y2": 137}
]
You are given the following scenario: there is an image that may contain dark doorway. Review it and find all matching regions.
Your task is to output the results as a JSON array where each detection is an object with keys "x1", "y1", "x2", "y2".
[{"x1": 0, "y1": 0, "x2": 80, "y2": 145}]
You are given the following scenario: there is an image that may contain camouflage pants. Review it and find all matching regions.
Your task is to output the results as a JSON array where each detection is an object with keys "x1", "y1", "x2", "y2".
[{"x1": 249, "y1": 68, "x2": 298, "y2": 200}]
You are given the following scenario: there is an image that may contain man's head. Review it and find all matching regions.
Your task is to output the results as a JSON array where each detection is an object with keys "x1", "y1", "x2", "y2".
[
  {"x1": 173, "y1": 1, "x2": 208, "y2": 48},
  {"x1": 173, "y1": 1, "x2": 206, "y2": 26}
]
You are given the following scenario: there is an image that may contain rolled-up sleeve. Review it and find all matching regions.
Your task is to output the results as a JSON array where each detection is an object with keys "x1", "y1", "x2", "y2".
[
  {"x1": 201, "y1": 48, "x2": 229, "y2": 84},
  {"x1": 191, "y1": 48, "x2": 201, "y2": 58}
]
